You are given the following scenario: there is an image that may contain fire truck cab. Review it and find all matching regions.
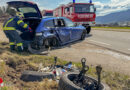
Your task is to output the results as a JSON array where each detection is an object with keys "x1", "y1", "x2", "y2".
[{"x1": 53, "y1": 2, "x2": 96, "y2": 34}]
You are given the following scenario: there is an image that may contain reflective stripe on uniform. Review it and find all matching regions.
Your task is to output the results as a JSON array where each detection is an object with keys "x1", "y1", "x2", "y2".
[
  {"x1": 3, "y1": 18, "x2": 16, "y2": 30},
  {"x1": 9, "y1": 42, "x2": 15, "y2": 45},
  {"x1": 17, "y1": 20, "x2": 23, "y2": 25},
  {"x1": 3, "y1": 27, "x2": 16, "y2": 30},
  {"x1": 16, "y1": 43, "x2": 23, "y2": 46},
  {"x1": 23, "y1": 24, "x2": 28, "y2": 28}
]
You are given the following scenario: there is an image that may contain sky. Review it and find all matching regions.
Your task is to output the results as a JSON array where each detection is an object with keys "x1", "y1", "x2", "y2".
[{"x1": 0, "y1": 0, "x2": 130, "y2": 16}]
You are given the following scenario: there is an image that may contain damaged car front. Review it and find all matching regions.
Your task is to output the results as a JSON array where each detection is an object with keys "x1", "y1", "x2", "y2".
[{"x1": 34, "y1": 17, "x2": 60, "y2": 50}]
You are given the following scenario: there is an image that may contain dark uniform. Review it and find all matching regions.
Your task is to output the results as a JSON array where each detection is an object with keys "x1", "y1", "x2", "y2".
[{"x1": 3, "y1": 16, "x2": 30, "y2": 51}]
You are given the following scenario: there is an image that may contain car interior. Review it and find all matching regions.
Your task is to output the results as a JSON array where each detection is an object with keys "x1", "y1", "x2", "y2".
[
  {"x1": 20, "y1": 18, "x2": 41, "y2": 41},
  {"x1": 55, "y1": 19, "x2": 65, "y2": 27}
]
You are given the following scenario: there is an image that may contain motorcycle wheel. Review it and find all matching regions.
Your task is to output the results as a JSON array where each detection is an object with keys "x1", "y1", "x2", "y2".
[{"x1": 58, "y1": 72, "x2": 110, "y2": 90}]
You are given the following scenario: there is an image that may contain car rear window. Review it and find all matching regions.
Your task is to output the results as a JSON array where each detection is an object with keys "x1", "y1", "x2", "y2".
[{"x1": 19, "y1": 7, "x2": 37, "y2": 13}]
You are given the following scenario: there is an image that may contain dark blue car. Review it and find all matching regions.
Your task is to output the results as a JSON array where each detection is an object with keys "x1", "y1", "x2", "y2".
[{"x1": 7, "y1": 1, "x2": 86, "y2": 52}]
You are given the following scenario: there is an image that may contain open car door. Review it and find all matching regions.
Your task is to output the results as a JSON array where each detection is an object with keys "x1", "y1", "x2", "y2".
[{"x1": 7, "y1": 1, "x2": 42, "y2": 41}]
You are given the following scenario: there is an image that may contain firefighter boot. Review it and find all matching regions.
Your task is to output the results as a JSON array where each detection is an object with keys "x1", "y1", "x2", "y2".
[
  {"x1": 17, "y1": 46, "x2": 24, "y2": 52},
  {"x1": 17, "y1": 43, "x2": 24, "y2": 52},
  {"x1": 10, "y1": 45, "x2": 15, "y2": 51}
]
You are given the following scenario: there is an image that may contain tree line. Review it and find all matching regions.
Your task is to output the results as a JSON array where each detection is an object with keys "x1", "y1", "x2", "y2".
[{"x1": 0, "y1": 6, "x2": 12, "y2": 17}]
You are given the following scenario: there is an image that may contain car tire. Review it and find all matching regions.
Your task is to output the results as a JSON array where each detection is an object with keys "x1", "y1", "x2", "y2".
[
  {"x1": 86, "y1": 26, "x2": 91, "y2": 34},
  {"x1": 51, "y1": 38, "x2": 60, "y2": 47},
  {"x1": 28, "y1": 43, "x2": 49, "y2": 55},
  {"x1": 21, "y1": 70, "x2": 55, "y2": 82},
  {"x1": 58, "y1": 72, "x2": 110, "y2": 90},
  {"x1": 81, "y1": 31, "x2": 86, "y2": 40}
]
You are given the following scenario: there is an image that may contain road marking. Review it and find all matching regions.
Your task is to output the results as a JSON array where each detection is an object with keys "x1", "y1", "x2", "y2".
[
  {"x1": 128, "y1": 49, "x2": 130, "y2": 51},
  {"x1": 89, "y1": 40, "x2": 111, "y2": 46}
]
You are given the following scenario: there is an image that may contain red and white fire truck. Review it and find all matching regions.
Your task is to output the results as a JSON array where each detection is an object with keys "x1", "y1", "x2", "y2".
[
  {"x1": 53, "y1": 2, "x2": 96, "y2": 34},
  {"x1": 42, "y1": 10, "x2": 53, "y2": 16}
]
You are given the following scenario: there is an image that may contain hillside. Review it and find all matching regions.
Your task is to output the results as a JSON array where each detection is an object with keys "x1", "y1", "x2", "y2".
[{"x1": 96, "y1": 9, "x2": 130, "y2": 24}]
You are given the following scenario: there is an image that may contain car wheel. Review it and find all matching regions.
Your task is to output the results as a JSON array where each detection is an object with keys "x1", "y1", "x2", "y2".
[
  {"x1": 58, "y1": 72, "x2": 110, "y2": 90},
  {"x1": 21, "y1": 70, "x2": 55, "y2": 82},
  {"x1": 28, "y1": 43, "x2": 49, "y2": 55},
  {"x1": 51, "y1": 38, "x2": 60, "y2": 47},
  {"x1": 44, "y1": 39, "x2": 50, "y2": 48},
  {"x1": 81, "y1": 31, "x2": 86, "y2": 40}
]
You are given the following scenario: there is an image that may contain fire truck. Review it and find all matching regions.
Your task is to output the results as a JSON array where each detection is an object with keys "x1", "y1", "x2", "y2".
[
  {"x1": 53, "y1": 2, "x2": 96, "y2": 34},
  {"x1": 42, "y1": 10, "x2": 53, "y2": 16}
]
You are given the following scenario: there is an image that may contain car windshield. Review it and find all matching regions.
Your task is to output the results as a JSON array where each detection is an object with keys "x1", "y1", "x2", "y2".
[
  {"x1": 64, "y1": 18, "x2": 75, "y2": 27},
  {"x1": 75, "y1": 4, "x2": 95, "y2": 13},
  {"x1": 45, "y1": 12, "x2": 53, "y2": 16},
  {"x1": 18, "y1": 7, "x2": 37, "y2": 13}
]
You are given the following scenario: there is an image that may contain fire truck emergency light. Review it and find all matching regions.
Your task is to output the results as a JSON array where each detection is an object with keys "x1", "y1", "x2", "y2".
[
  {"x1": 73, "y1": 0, "x2": 75, "y2": 3},
  {"x1": 90, "y1": 0, "x2": 92, "y2": 3}
]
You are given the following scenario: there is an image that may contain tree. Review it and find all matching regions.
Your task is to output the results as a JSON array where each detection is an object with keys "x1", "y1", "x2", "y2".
[
  {"x1": 0, "y1": 6, "x2": 12, "y2": 17},
  {"x1": 0, "y1": 7, "x2": 3, "y2": 17}
]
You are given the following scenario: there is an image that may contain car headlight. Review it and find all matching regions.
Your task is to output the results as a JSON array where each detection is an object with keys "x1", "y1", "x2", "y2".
[{"x1": 36, "y1": 33, "x2": 43, "y2": 36}]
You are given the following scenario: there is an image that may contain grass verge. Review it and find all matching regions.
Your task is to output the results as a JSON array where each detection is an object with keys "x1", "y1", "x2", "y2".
[
  {"x1": 92, "y1": 26, "x2": 130, "y2": 32},
  {"x1": 0, "y1": 41, "x2": 130, "y2": 90},
  {"x1": 93, "y1": 26, "x2": 130, "y2": 29}
]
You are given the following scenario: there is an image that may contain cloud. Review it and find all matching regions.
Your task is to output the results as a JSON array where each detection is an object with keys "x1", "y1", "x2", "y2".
[
  {"x1": 1, "y1": 0, "x2": 130, "y2": 16},
  {"x1": 94, "y1": 0, "x2": 130, "y2": 16}
]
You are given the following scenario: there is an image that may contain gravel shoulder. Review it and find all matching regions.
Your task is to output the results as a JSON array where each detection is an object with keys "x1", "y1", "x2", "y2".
[{"x1": 49, "y1": 40, "x2": 130, "y2": 75}]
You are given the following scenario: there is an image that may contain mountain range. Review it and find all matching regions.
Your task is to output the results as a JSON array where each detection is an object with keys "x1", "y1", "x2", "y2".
[{"x1": 96, "y1": 9, "x2": 130, "y2": 24}]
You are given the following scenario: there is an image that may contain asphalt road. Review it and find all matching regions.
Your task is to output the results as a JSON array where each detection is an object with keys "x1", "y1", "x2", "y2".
[{"x1": 87, "y1": 29, "x2": 130, "y2": 55}]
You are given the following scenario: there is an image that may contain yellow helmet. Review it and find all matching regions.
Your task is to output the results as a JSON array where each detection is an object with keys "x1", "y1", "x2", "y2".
[{"x1": 16, "y1": 12, "x2": 24, "y2": 18}]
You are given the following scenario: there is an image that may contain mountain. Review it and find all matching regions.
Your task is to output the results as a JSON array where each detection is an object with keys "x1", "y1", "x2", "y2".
[{"x1": 96, "y1": 9, "x2": 130, "y2": 24}]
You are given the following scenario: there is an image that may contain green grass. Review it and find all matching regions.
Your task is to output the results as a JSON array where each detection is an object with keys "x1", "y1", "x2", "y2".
[
  {"x1": 0, "y1": 41, "x2": 130, "y2": 90},
  {"x1": 92, "y1": 26, "x2": 130, "y2": 29}
]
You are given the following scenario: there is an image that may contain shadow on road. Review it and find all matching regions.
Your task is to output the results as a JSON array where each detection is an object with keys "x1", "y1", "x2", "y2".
[
  {"x1": 51, "y1": 34, "x2": 93, "y2": 50},
  {"x1": 86, "y1": 34, "x2": 92, "y2": 38}
]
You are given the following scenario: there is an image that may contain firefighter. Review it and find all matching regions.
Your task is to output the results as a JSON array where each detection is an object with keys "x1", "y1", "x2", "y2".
[{"x1": 3, "y1": 8, "x2": 32, "y2": 52}]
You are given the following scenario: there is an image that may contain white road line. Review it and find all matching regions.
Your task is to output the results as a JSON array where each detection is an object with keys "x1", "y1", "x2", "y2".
[
  {"x1": 89, "y1": 40, "x2": 111, "y2": 46},
  {"x1": 128, "y1": 49, "x2": 130, "y2": 51}
]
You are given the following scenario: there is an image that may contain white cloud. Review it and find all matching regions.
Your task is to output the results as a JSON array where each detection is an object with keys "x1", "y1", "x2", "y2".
[{"x1": 94, "y1": 0, "x2": 130, "y2": 16}]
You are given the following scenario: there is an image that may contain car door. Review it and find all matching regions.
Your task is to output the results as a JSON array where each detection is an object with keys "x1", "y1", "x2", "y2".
[
  {"x1": 63, "y1": 17, "x2": 82, "y2": 40},
  {"x1": 72, "y1": 26, "x2": 84, "y2": 39},
  {"x1": 54, "y1": 19, "x2": 71, "y2": 44}
]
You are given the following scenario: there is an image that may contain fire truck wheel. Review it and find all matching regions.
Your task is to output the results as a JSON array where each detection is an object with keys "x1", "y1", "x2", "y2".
[
  {"x1": 58, "y1": 72, "x2": 110, "y2": 90},
  {"x1": 86, "y1": 26, "x2": 91, "y2": 34},
  {"x1": 81, "y1": 30, "x2": 86, "y2": 40}
]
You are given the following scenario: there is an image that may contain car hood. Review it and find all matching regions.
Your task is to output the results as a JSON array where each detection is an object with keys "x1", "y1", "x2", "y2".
[{"x1": 7, "y1": 1, "x2": 42, "y2": 18}]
